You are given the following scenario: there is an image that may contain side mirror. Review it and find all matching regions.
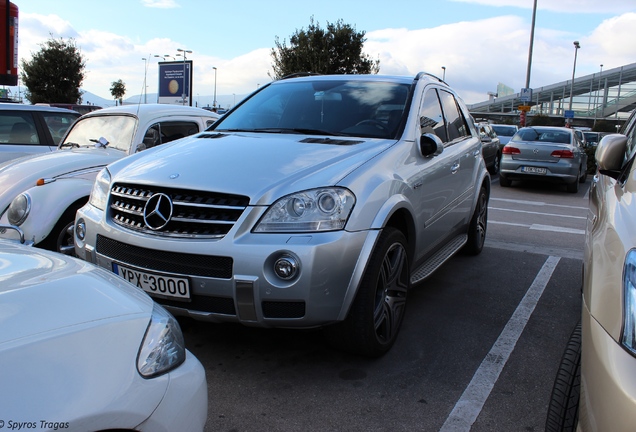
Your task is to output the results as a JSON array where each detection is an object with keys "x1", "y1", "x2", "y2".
[
  {"x1": 420, "y1": 133, "x2": 444, "y2": 157},
  {"x1": 596, "y1": 134, "x2": 627, "y2": 179}
]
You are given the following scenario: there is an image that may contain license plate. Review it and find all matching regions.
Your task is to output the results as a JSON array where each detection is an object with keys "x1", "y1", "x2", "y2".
[
  {"x1": 521, "y1": 166, "x2": 547, "y2": 174},
  {"x1": 114, "y1": 263, "x2": 191, "y2": 300}
]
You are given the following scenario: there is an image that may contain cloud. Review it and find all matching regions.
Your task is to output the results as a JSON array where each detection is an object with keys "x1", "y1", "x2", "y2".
[
  {"x1": 450, "y1": 0, "x2": 636, "y2": 14},
  {"x1": 13, "y1": 9, "x2": 636, "y2": 105},
  {"x1": 140, "y1": 0, "x2": 180, "y2": 8}
]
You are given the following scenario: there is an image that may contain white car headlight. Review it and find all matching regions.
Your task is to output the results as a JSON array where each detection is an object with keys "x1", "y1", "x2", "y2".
[
  {"x1": 88, "y1": 168, "x2": 111, "y2": 210},
  {"x1": 137, "y1": 303, "x2": 186, "y2": 378},
  {"x1": 622, "y1": 249, "x2": 636, "y2": 355},
  {"x1": 253, "y1": 188, "x2": 355, "y2": 233},
  {"x1": 7, "y1": 193, "x2": 31, "y2": 226}
]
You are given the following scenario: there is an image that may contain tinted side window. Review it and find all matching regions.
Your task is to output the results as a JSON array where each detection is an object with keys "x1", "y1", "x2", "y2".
[
  {"x1": 41, "y1": 112, "x2": 80, "y2": 144},
  {"x1": 419, "y1": 89, "x2": 447, "y2": 143},
  {"x1": 438, "y1": 90, "x2": 470, "y2": 142},
  {"x1": 142, "y1": 121, "x2": 202, "y2": 150},
  {"x1": 0, "y1": 112, "x2": 40, "y2": 145}
]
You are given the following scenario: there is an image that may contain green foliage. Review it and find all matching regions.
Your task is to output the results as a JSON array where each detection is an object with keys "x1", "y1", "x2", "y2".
[
  {"x1": 20, "y1": 37, "x2": 86, "y2": 104},
  {"x1": 271, "y1": 17, "x2": 380, "y2": 79},
  {"x1": 110, "y1": 79, "x2": 126, "y2": 105},
  {"x1": 528, "y1": 114, "x2": 554, "y2": 126},
  {"x1": 592, "y1": 120, "x2": 616, "y2": 133}
]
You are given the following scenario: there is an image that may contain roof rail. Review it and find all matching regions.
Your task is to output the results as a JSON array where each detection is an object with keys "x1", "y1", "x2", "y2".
[{"x1": 280, "y1": 72, "x2": 322, "y2": 80}]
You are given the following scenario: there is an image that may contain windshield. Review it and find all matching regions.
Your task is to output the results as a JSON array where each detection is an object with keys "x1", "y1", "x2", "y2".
[
  {"x1": 213, "y1": 79, "x2": 410, "y2": 139},
  {"x1": 512, "y1": 128, "x2": 572, "y2": 144},
  {"x1": 491, "y1": 125, "x2": 516, "y2": 136},
  {"x1": 60, "y1": 115, "x2": 137, "y2": 153}
]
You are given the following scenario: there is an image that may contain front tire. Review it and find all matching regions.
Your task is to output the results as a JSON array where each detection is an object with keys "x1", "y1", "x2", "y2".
[
  {"x1": 545, "y1": 322, "x2": 581, "y2": 432},
  {"x1": 39, "y1": 203, "x2": 83, "y2": 255},
  {"x1": 324, "y1": 227, "x2": 410, "y2": 357}
]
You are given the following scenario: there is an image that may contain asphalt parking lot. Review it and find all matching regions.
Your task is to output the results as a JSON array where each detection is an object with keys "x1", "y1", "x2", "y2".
[{"x1": 181, "y1": 176, "x2": 586, "y2": 432}]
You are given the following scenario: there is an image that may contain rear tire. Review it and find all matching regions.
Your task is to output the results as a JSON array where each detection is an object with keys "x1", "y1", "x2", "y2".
[
  {"x1": 499, "y1": 175, "x2": 512, "y2": 187},
  {"x1": 566, "y1": 178, "x2": 579, "y2": 193},
  {"x1": 463, "y1": 185, "x2": 488, "y2": 255},
  {"x1": 324, "y1": 227, "x2": 409, "y2": 357},
  {"x1": 545, "y1": 322, "x2": 581, "y2": 432}
]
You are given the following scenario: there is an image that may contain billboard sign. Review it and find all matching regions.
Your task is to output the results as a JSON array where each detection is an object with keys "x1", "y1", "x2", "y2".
[{"x1": 157, "y1": 60, "x2": 192, "y2": 106}]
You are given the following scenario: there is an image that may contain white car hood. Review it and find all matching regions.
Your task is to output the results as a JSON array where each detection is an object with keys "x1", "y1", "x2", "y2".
[
  {"x1": 0, "y1": 241, "x2": 153, "y2": 345},
  {"x1": 109, "y1": 132, "x2": 395, "y2": 205},
  {"x1": 0, "y1": 148, "x2": 124, "y2": 212}
]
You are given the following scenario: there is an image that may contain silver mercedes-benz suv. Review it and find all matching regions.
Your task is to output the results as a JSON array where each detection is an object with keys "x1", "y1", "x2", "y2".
[{"x1": 75, "y1": 73, "x2": 490, "y2": 356}]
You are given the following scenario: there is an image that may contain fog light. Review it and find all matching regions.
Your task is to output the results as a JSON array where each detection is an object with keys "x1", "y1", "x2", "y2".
[
  {"x1": 75, "y1": 219, "x2": 86, "y2": 241},
  {"x1": 274, "y1": 254, "x2": 299, "y2": 280}
]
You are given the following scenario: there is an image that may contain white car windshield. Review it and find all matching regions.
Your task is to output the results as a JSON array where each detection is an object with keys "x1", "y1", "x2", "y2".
[{"x1": 59, "y1": 115, "x2": 137, "y2": 153}]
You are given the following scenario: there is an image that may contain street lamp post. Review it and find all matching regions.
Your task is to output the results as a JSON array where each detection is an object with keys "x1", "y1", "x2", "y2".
[
  {"x1": 568, "y1": 41, "x2": 581, "y2": 124},
  {"x1": 177, "y1": 48, "x2": 192, "y2": 106},
  {"x1": 441, "y1": 66, "x2": 446, "y2": 81},
  {"x1": 141, "y1": 57, "x2": 150, "y2": 104},
  {"x1": 213, "y1": 67, "x2": 217, "y2": 109}
]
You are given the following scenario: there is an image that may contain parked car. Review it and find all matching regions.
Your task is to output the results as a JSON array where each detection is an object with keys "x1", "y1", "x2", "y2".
[
  {"x1": 499, "y1": 126, "x2": 588, "y2": 193},
  {"x1": 74, "y1": 73, "x2": 491, "y2": 357},
  {"x1": 582, "y1": 131, "x2": 604, "y2": 147},
  {"x1": 0, "y1": 104, "x2": 220, "y2": 254},
  {"x1": 475, "y1": 121, "x2": 501, "y2": 174},
  {"x1": 0, "y1": 235, "x2": 207, "y2": 431},
  {"x1": 491, "y1": 124, "x2": 518, "y2": 146},
  {"x1": 0, "y1": 102, "x2": 80, "y2": 163},
  {"x1": 545, "y1": 110, "x2": 636, "y2": 431}
]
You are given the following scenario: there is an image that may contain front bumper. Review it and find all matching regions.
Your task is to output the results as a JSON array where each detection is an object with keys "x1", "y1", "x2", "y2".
[
  {"x1": 137, "y1": 350, "x2": 208, "y2": 432},
  {"x1": 75, "y1": 203, "x2": 377, "y2": 328},
  {"x1": 579, "y1": 300, "x2": 636, "y2": 431}
]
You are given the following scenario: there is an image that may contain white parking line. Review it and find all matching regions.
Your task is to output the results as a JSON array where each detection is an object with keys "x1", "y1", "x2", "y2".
[
  {"x1": 490, "y1": 197, "x2": 588, "y2": 211},
  {"x1": 489, "y1": 207, "x2": 586, "y2": 220},
  {"x1": 489, "y1": 220, "x2": 585, "y2": 235},
  {"x1": 440, "y1": 256, "x2": 561, "y2": 431}
]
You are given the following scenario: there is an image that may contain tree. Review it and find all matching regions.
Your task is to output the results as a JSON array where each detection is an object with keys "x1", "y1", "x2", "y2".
[
  {"x1": 110, "y1": 79, "x2": 126, "y2": 106},
  {"x1": 270, "y1": 17, "x2": 380, "y2": 79},
  {"x1": 20, "y1": 37, "x2": 86, "y2": 104}
]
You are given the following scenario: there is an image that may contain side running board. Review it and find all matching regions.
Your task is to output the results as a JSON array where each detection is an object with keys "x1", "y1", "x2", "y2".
[{"x1": 410, "y1": 234, "x2": 467, "y2": 285}]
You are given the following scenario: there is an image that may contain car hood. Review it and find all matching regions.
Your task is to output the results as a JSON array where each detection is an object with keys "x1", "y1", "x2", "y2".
[
  {"x1": 0, "y1": 241, "x2": 153, "y2": 345},
  {"x1": 109, "y1": 132, "x2": 395, "y2": 205},
  {"x1": 0, "y1": 148, "x2": 124, "y2": 212}
]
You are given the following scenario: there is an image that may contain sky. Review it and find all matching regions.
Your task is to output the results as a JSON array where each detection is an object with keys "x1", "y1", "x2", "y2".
[{"x1": 7, "y1": 0, "x2": 636, "y2": 107}]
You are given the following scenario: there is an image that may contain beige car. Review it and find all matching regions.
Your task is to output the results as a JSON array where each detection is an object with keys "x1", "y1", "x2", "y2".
[{"x1": 546, "y1": 111, "x2": 636, "y2": 431}]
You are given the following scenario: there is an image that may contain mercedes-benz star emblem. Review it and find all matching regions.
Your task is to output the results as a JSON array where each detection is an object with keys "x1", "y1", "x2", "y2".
[{"x1": 143, "y1": 193, "x2": 174, "y2": 230}]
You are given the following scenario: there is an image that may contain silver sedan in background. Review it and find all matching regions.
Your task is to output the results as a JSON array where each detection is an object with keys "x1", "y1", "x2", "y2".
[{"x1": 499, "y1": 126, "x2": 588, "y2": 193}]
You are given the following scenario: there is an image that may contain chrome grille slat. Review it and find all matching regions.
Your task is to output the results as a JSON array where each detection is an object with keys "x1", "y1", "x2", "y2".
[{"x1": 109, "y1": 183, "x2": 250, "y2": 238}]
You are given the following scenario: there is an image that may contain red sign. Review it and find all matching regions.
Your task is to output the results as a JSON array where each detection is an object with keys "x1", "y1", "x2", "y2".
[{"x1": 0, "y1": 0, "x2": 18, "y2": 86}]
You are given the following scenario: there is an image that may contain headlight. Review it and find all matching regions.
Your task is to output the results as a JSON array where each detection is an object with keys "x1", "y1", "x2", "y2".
[
  {"x1": 7, "y1": 193, "x2": 31, "y2": 226},
  {"x1": 622, "y1": 249, "x2": 636, "y2": 355},
  {"x1": 253, "y1": 188, "x2": 355, "y2": 233},
  {"x1": 88, "y1": 168, "x2": 111, "y2": 210},
  {"x1": 137, "y1": 303, "x2": 186, "y2": 378}
]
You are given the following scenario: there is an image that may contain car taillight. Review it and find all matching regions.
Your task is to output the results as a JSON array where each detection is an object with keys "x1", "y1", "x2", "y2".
[
  {"x1": 551, "y1": 150, "x2": 574, "y2": 158},
  {"x1": 502, "y1": 146, "x2": 520, "y2": 155}
]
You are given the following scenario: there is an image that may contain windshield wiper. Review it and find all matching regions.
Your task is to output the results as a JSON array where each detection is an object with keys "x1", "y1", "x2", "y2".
[{"x1": 59, "y1": 142, "x2": 80, "y2": 148}]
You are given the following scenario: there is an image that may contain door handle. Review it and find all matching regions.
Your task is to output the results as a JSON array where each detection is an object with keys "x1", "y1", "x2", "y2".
[{"x1": 451, "y1": 162, "x2": 460, "y2": 174}]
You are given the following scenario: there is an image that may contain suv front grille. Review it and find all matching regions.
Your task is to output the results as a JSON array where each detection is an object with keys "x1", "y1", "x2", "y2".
[
  {"x1": 97, "y1": 235, "x2": 233, "y2": 278},
  {"x1": 109, "y1": 183, "x2": 250, "y2": 238}
]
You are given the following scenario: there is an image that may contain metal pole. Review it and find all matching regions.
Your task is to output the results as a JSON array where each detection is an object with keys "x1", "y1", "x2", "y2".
[
  {"x1": 568, "y1": 41, "x2": 580, "y2": 123},
  {"x1": 213, "y1": 67, "x2": 217, "y2": 109},
  {"x1": 525, "y1": 0, "x2": 537, "y2": 89}
]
